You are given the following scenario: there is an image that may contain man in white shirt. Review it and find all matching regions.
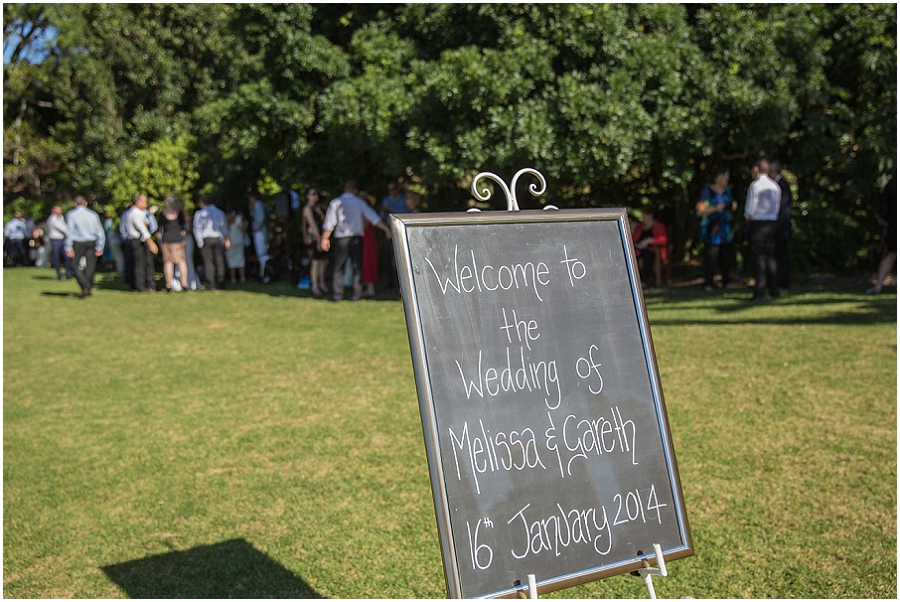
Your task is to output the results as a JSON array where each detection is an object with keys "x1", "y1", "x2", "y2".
[
  {"x1": 46, "y1": 205, "x2": 73, "y2": 279},
  {"x1": 321, "y1": 180, "x2": 392, "y2": 301},
  {"x1": 122, "y1": 194, "x2": 158, "y2": 293},
  {"x1": 744, "y1": 158, "x2": 782, "y2": 301}
]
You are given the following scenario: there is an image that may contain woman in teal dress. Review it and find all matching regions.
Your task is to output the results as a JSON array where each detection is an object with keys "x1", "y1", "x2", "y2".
[{"x1": 696, "y1": 168, "x2": 738, "y2": 291}]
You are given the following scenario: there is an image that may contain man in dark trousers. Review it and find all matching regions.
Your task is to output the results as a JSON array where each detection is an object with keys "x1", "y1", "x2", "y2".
[
  {"x1": 122, "y1": 194, "x2": 158, "y2": 293},
  {"x1": 320, "y1": 180, "x2": 392, "y2": 302},
  {"x1": 64, "y1": 195, "x2": 106, "y2": 298},
  {"x1": 769, "y1": 159, "x2": 793, "y2": 291},
  {"x1": 744, "y1": 157, "x2": 781, "y2": 302},
  {"x1": 193, "y1": 194, "x2": 230, "y2": 291}
]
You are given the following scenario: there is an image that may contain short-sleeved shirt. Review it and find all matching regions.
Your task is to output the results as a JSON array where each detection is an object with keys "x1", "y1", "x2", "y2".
[
  {"x1": 323, "y1": 193, "x2": 383, "y2": 239},
  {"x1": 696, "y1": 185, "x2": 735, "y2": 245},
  {"x1": 381, "y1": 193, "x2": 409, "y2": 221}
]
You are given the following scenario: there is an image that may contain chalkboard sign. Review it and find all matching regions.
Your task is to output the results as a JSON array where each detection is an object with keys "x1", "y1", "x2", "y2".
[{"x1": 391, "y1": 208, "x2": 693, "y2": 599}]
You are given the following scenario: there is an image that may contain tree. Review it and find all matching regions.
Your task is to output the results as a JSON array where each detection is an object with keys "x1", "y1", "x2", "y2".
[
  {"x1": 3, "y1": 3, "x2": 895, "y2": 274},
  {"x1": 102, "y1": 135, "x2": 199, "y2": 217}
]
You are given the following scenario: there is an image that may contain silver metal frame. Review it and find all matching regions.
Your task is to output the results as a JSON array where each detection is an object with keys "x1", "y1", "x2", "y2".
[{"x1": 391, "y1": 208, "x2": 693, "y2": 598}]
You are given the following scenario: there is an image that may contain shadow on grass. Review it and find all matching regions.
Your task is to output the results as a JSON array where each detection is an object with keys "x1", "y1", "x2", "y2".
[
  {"x1": 644, "y1": 288, "x2": 897, "y2": 326},
  {"x1": 78, "y1": 269, "x2": 405, "y2": 301},
  {"x1": 101, "y1": 538, "x2": 323, "y2": 598},
  {"x1": 39, "y1": 291, "x2": 83, "y2": 298}
]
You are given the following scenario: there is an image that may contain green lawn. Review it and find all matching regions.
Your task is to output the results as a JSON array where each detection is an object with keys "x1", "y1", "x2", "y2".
[{"x1": 3, "y1": 267, "x2": 896, "y2": 598}]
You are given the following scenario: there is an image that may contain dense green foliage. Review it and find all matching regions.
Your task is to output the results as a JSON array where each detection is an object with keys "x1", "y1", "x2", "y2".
[{"x1": 3, "y1": 4, "x2": 896, "y2": 272}]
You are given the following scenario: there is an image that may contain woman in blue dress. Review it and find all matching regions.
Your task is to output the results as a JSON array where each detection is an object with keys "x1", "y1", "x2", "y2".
[{"x1": 696, "y1": 168, "x2": 738, "y2": 291}]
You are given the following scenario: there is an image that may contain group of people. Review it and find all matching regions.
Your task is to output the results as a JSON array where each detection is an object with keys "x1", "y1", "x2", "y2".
[
  {"x1": 691, "y1": 157, "x2": 794, "y2": 301},
  {"x1": 301, "y1": 179, "x2": 417, "y2": 301},
  {"x1": 3, "y1": 211, "x2": 42, "y2": 270},
  {"x1": 631, "y1": 157, "x2": 795, "y2": 301},
  {"x1": 118, "y1": 192, "x2": 272, "y2": 294},
  {"x1": 10, "y1": 164, "x2": 894, "y2": 300},
  {"x1": 4, "y1": 178, "x2": 421, "y2": 300}
]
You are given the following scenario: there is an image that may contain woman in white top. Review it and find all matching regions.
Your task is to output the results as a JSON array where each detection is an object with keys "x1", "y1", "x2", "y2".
[{"x1": 225, "y1": 207, "x2": 247, "y2": 284}]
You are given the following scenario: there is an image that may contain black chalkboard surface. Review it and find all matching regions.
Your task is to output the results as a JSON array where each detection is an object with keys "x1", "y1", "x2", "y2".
[{"x1": 391, "y1": 209, "x2": 692, "y2": 599}]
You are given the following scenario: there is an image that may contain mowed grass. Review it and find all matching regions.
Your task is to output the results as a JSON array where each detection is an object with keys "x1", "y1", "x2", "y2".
[{"x1": 3, "y1": 267, "x2": 896, "y2": 598}]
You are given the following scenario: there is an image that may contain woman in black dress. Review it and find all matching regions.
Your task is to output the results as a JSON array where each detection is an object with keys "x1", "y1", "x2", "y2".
[{"x1": 301, "y1": 187, "x2": 328, "y2": 296}]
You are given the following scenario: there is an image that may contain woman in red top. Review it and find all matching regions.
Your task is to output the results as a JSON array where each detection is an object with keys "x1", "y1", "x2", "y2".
[
  {"x1": 631, "y1": 207, "x2": 667, "y2": 287},
  {"x1": 361, "y1": 192, "x2": 379, "y2": 298}
]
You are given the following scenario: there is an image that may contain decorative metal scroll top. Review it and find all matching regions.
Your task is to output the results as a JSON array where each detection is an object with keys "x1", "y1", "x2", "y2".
[{"x1": 470, "y1": 168, "x2": 556, "y2": 212}]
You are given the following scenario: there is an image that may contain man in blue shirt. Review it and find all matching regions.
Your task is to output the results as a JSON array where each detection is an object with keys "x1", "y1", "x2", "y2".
[
  {"x1": 380, "y1": 179, "x2": 409, "y2": 296},
  {"x1": 193, "y1": 194, "x2": 230, "y2": 291},
  {"x1": 64, "y1": 196, "x2": 106, "y2": 297},
  {"x1": 322, "y1": 180, "x2": 392, "y2": 302},
  {"x1": 4, "y1": 211, "x2": 29, "y2": 267}
]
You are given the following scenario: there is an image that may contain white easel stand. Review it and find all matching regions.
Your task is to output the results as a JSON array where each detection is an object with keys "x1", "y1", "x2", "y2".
[
  {"x1": 515, "y1": 574, "x2": 539, "y2": 599},
  {"x1": 522, "y1": 544, "x2": 667, "y2": 601},
  {"x1": 639, "y1": 543, "x2": 668, "y2": 599}
]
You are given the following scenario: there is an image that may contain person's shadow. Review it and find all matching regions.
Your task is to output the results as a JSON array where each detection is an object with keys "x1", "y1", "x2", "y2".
[
  {"x1": 39, "y1": 291, "x2": 83, "y2": 298},
  {"x1": 101, "y1": 538, "x2": 323, "y2": 598}
]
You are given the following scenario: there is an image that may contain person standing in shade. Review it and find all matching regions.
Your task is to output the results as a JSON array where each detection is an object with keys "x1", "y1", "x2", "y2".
[
  {"x1": 361, "y1": 191, "x2": 379, "y2": 298},
  {"x1": 380, "y1": 179, "x2": 409, "y2": 296},
  {"x1": 4, "y1": 211, "x2": 29, "y2": 267},
  {"x1": 46, "y1": 205, "x2": 73, "y2": 279},
  {"x1": 225, "y1": 206, "x2": 247, "y2": 285},
  {"x1": 23, "y1": 213, "x2": 35, "y2": 266},
  {"x1": 103, "y1": 214, "x2": 125, "y2": 273},
  {"x1": 63, "y1": 195, "x2": 106, "y2": 298},
  {"x1": 156, "y1": 195, "x2": 189, "y2": 292},
  {"x1": 119, "y1": 196, "x2": 137, "y2": 288},
  {"x1": 183, "y1": 212, "x2": 200, "y2": 290},
  {"x1": 321, "y1": 180, "x2": 392, "y2": 302},
  {"x1": 868, "y1": 175, "x2": 897, "y2": 294},
  {"x1": 769, "y1": 159, "x2": 793, "y2": 291},
  {"x1": 193, "y1": 194, "x2": 230, "y2": 292},
  {"x1": 631, "y1": 207, "x2": 668, "y2": 287},
  {"x1": 696, "y1": 168, "x2": 738, "y2": 291},
  {"x1": 142, "y1": 205, "x2": 159, "y2": 291},
  {"x1": 744, "y1": 158, "x2": 781, "y2": 302},
  {"x1": 123, "y1": 194, "x2": 158, "y2": 293},
  {"x1": 301, "y1": 187, "x2": 328, "y2": 297},
  {"x1": 248, "y1": 191, "x2": 270, "y2": 279}
]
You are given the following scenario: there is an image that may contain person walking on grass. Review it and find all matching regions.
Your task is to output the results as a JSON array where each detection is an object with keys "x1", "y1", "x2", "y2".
[
  {"x1": 64, "y1": 196, "x2": 106, "y2": 298},
  {"x1": 320, "y1": 180, "x2": 392, "y2": 302}
]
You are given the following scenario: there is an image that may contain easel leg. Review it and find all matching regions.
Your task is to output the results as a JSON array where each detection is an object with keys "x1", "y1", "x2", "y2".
[
  {"x1": 643, "y1": 571, "x2": 657, "y2": 600},
  {"x1": 515, "y1": 574, "x2": 539, "y2": 599},
  {"x1": 638, "y1": 543, "x2": 667, "y2": 599}
]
